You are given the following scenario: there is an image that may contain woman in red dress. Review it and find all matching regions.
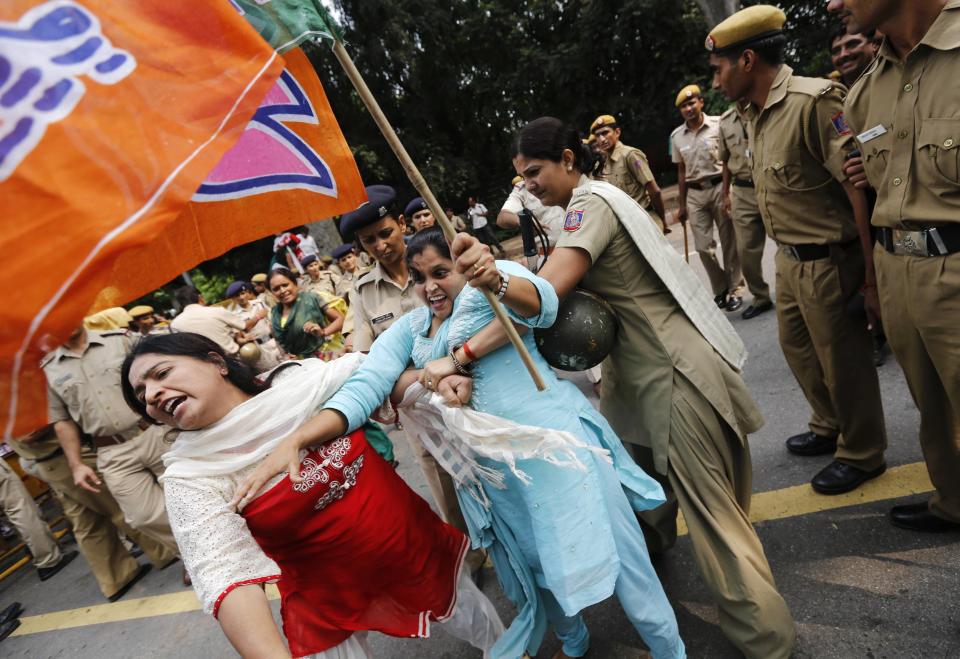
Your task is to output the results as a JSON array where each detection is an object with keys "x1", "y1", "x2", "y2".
[{"x1": 121, "y1": 332, "x2": 503, "y2": 658}]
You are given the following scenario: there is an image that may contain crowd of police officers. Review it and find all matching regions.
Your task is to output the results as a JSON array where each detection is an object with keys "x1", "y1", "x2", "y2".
[{"x1": 1, "y1": 0, "x2": 958, "y2": 653}]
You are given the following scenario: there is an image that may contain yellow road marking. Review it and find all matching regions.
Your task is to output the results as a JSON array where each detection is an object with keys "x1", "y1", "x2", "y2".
[
  {"x1": 11, "y1": 463, "x2": 934, "y2": 636},
  {"x1": 676, "y1": 461, "x2": 933, "y2": 536},
  {"x1": 11, "y1": 584, "x2": 279, "y2": 637}
]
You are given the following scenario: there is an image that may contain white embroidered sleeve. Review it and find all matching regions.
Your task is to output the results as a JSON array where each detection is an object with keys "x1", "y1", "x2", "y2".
[{"x1": 164, "y1": 476, "x2": 280, "y2": 616}]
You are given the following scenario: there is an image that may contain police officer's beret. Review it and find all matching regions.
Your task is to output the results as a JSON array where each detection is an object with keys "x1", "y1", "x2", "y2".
[
  {"x1": 511, "y1": 175, "x2": 523, "y2": 186},
  {"x1": 590, "y1": 114, "x2": 617, "y2": 132},
  {"x1": 340, "y1": 185, "x2": 397, "y2": 237},
  {"x1": 675, "y1": 84, "x2": 702, "y2": 107},
  {"x1": 705, "y1": 5, "x2": 786, "y2": 54},
  {"x1": 404, "y1": 196, "x2": 428, "y2": 217},
  {"x1": 251, "y1": 273, "x2": 268, "y2": 283},
  {"x1": 300, "y1": 253, "x2": 319, "y2": 267},
  {"x1": 225, "y1": 281, "x2": 250, "y2": 298},
  {"x1": 128, "y1": 305, "x2": 153, "y2": 318},
  {"x1": 331, "y1": 243, "x2": 354, "y2": 260}
]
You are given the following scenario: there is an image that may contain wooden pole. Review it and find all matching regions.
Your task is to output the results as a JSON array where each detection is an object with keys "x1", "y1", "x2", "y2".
[
  {"x1": 682, "y1": 222, "x2": 690, "y2": 263},
  {"x1": 330, "y1": 40, "x2": 546, "y2": 391}
]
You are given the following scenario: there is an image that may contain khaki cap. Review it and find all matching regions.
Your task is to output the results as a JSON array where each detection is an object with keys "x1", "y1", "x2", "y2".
[
  {"x1": 675, "y1": 84, "x2": 702, "y2": 107},
  {"x1": 590, "y1": 114, "x2": 617, "y2": 132},
  {"x1": 705, "y1": 5, "x2": 786, "y2": 53},
  {"x1": 251, "y1": 273, "x2": 268, "y2": 283},
  {"x1": 128, "y1": 305, "x2": 153, "y2": 318}
]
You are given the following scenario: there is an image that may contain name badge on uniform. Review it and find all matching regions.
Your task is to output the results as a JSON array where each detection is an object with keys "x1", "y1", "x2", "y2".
[
  {"x1": 856, "y1": 124, "x2": 888, "y2": 143},
  {"x1": 371, "y1": 312, "x2": 394, "y2": 325},
  {"x1": 563, "y1": 209, "x2": 584, "y2": 232}
]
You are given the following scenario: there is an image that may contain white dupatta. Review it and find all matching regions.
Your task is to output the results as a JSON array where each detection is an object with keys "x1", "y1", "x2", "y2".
[
  {"x1": 578, "y1": 179, "x2": 748, "y2": 370},
  {"x1": 159, "y1": 354, "x2": 364, "y2": 481},
  {"x1": 396, "y1": 383, "x2": 611, "y2": 508}
]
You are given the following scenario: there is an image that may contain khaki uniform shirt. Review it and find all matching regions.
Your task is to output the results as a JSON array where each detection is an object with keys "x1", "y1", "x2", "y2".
[
  {"x1": 556, "y1": 191, "x2": 763, "y2": 473},
  {"x1": 671, "y1": 114, "x2": 723, "y2": 181},
  {"x1": 299, "y1": 271, "x2": 341, "y2": 298},
  {"x1": 7, "y1": 425, "x2": 61, "y2": 461},
  {"x1": 335, "y1": 267, "x2": 369, "y2": 302},
  {"x1": 601, "y1": 141, "x2": 656, "y2": 208},
  {"x1": 43, "y1": 331, "x2": 141, "y2": 437},
  {"x1": 170, "y1": 304, "x2": 245, "y2": 354},
  {"x1": 748, "y1": 65, "x2": 858, "y2": 245},
  {"x1": 845, "y1": 1, "x2": 960, "y2": 228},
  {"x1": 718, "y1": 105, "x2": 753, "y2": 181},
  {"x1": 256, "y1": 291, "x2": 277, "y2": 309},
  {"x1": 350, "y1": 261, "x2": 422, "y2": 352}
]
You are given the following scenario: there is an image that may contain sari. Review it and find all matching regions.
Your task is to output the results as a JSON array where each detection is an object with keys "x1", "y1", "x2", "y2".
[{"x1": 271, "y1": 290, "x2": 347, "y2": 359}]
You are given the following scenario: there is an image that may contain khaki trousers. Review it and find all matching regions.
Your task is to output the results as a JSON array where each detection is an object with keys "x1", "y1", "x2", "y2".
[
  {"x1": 403, "y1": 432, "x2": 485, "y2": 571},
  {"x1": 0, "y1": 459, "x2": 62, "y2": 568},
  {"x1": 631, "y1": 372, "x2": 795, "y2": 659},
  {"x1": 36, "y1": 449, "x2": 176, "y2": 598},
  {"x1": 875, "y1": 246, "x2": 960, "y2": 522},
  {"x1": 774, "y1": 245, "x2": 887, "y2": 469},
  {"x1": 687, "y1": 184, "x2": 744, "y2": 296},
  {"x1": 730, "y1": 185, "x2": 772, "y2": 306},
  {"x1": 96, "y1": 425, "x2": 179, "y2": 554}
]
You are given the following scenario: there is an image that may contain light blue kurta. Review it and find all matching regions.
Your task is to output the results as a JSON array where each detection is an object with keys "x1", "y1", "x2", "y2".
[{"x1": 325, "y1": 261, "x2": 684, "y2": 659}]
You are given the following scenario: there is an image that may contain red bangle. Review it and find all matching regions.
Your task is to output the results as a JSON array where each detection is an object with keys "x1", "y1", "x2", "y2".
[{"x1": 462, "y1": 341, "x2": 477, "y2": 362}]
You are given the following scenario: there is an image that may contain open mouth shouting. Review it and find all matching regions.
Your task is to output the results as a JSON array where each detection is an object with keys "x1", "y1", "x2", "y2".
[
  {"x1": 160, "y1": 395, "x2": 187, "y2": 420},
  {"x1": 427, "y1": 291, "x2": 449, "y2": 311}
]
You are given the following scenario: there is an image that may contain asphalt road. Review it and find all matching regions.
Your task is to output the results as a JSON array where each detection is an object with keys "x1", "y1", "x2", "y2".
[{"x1": 2, "y1": 228, "x2": 958, "y2": 659}]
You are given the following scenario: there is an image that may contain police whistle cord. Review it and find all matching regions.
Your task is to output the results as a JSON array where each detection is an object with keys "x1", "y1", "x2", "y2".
[{"x1": 329, "y1": 39, "x2": 546, "y2": 391}]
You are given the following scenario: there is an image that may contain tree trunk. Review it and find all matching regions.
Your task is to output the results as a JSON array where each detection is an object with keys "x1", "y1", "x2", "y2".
[{"x1": 694, "y1": 0, "x2": 740, "y2": 29}]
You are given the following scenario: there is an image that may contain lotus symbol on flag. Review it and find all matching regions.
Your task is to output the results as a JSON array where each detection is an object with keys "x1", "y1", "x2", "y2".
[{"x1": 193, "y1": 69, "x2": 338, "y2": 201}]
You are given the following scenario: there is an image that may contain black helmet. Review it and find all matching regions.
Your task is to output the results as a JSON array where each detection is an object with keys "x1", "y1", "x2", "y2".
[{"x1": 534, "y1": 289, "x2": 617, "y2": 371}]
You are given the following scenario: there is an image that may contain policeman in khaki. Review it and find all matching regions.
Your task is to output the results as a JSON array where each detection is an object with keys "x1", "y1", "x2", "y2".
[
  {"x1": 718, "y1": 102, "x2": 774, "y2": 319},
  {"x1": 708, "y1": 6, "x2": 888, "y2": 495},
  {"x1": 671, "y1": 86, "x2": 745, "y2": 311},
  {"x1": 43, "y1": 327, "x2": 181, "y2": 558},
  {"x1": 590, "y1": 114, "x2": 670, "y2": 234},
  {"x1": 7, "y1": 425, "x2": 173, "y2": 600},
  {"x1": 832, "y1": 0, "x2": 960, "y2": 533}
]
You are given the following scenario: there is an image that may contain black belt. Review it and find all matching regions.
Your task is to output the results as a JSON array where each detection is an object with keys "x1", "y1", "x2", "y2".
[
  {"x1": 878, "y1": 225, "x2": 960, "y2": 257},
  {"x1": 34, "y1": 447, "x2": 64, "y2": 464},
  {"x1": 779, "y1": 239, "x2": 856, "y2": 262},
  {"x1": 687, "y1": 175, "x2": 723, "y2": 191},
  {"x1": 732, "y1": 177, "x2": 754, "y2": 188}
]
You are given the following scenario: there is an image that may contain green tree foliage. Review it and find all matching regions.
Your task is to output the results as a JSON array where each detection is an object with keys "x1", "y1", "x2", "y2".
[{"x1": 308, "y1": 0, "x2": 839, "y2": 208}]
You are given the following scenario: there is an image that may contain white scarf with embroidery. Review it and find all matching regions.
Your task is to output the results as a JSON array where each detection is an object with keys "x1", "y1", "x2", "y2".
[
  {"x1": 159, "y1": 355, "x2": 365, "y2": 480},
  {"x1": 576, "y1": 180, "x2": 747, "y2": 370}
]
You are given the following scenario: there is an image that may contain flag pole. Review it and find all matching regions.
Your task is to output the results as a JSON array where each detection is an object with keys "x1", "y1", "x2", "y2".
[{"x1": 329, "y1": 39, "x2": 546, "y2": 391}]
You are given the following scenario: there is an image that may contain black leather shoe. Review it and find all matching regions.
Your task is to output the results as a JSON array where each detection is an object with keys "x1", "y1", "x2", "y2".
[
  {"x1": 785, "y1": 431, "x2": 837, "y2": 456},
  {"x1": 811, "y1": 461, "x2": 886, "y2": 495},
  {"x1": 0, "y1": 618, "x2": 20, "y2": 643},
  {"x1": 38, "y1": 550, "x2": 78, "y2": 581},
  {"x1": 890, "y1": 502, "x2": 960, "y2": 532},
  {"x1": 0, "y1": 602, "x2": 22, "y2": 626},
  {"x1": 725, "y1": 296, "x2": 743, "y2": 312},
  {"x1": 108, "y1": 564, "x2": 152, "y2": 602},
  {"x1": 741, "y1": 301, "x2": 773, "y2": 320},
  {"x1": 714, "y1": 290, "x2": 729, "y2": 309}
]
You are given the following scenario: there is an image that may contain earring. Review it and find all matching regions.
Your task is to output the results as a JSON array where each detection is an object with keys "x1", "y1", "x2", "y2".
[
  {"x1": 221, "y1": 369, "x2": 228, "y2": 375},
  {"x1": 567, "y1": 166, "x2": 573, "y2": 171}
]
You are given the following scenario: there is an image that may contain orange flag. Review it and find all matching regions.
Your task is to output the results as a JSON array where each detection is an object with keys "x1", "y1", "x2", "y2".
[{"x1": 0, "y1": 2, "x2": 364, "y2": 437}]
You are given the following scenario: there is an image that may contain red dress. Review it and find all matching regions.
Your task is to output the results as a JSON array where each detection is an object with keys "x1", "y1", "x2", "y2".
[{"x1": 241, "y1": 429, "x2": 468, "y2": 657}]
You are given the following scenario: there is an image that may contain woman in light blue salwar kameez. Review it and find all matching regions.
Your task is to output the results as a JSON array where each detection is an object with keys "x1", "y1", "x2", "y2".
[{"x1": 320, "y1": 229, "x2": 684, "y2": 659}]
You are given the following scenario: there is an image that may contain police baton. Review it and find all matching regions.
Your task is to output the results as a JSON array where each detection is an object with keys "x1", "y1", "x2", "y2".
[
  {"x1": 682, "y1": 221, "x2": 690, "y2": 263},
  {"x1": 518, "y1": 208, "x2": 540, "y2": 273}
]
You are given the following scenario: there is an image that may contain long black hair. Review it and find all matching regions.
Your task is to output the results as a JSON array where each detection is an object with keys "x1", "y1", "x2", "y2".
[
  {"x1": 510, "y1": 116, "x2": 604, "y2": 178},
  {"x1": 120, "y1": 332, "x2": 287, "y2": 422}
]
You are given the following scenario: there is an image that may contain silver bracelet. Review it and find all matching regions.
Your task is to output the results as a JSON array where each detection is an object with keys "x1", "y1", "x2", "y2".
[
  {"x1": 449, "y1": 347, "x2": 471, "y2": 376},
  {"x1": 495, "y1": 271, "x2": 510, "y2": 300}
]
